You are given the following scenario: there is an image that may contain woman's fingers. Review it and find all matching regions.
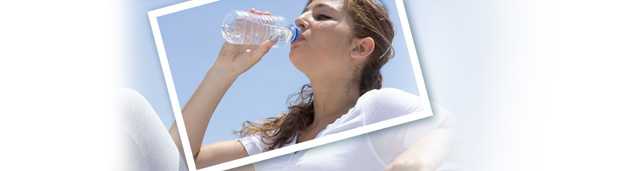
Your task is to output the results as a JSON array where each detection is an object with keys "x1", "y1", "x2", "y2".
[
  {"x1": 229, "y1": 40, "x2": 273, "y2": 74},
  {"x1": 249, "y1": 8, "x2": 271, "y2": 15},
  {"x1": 250, "y1": 40, "x2": 274, "y2": 59}
]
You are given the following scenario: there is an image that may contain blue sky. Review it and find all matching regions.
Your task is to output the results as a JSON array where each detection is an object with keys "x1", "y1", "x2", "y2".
[{"x1": 154, "y1": 0, "x2": 420, "y2": 144}]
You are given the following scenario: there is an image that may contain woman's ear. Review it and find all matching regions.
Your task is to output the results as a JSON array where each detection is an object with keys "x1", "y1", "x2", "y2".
[{"x1": 351, "y1": 37, "x2": 375, "y2": 60}]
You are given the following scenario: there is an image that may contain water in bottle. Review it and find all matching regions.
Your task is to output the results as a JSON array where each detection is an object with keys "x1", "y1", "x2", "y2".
[{"x1": 221, "y1": 10, "x2": 301, "y2": 47}]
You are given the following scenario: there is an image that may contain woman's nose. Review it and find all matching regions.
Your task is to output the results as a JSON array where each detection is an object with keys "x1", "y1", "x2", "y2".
[{"x1": 295, "y1": 16, "x2": 309, "y2": 31}]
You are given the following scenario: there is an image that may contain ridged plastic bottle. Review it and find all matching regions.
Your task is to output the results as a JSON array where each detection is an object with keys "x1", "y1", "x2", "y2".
[{"x1": 221, "y1": 10, "x2": 300, "y2": 47}]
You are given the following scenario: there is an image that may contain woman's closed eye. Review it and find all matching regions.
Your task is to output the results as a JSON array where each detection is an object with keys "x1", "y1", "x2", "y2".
[{"x1": 315, "y1": 14, "x2": 333, "y2": 20}]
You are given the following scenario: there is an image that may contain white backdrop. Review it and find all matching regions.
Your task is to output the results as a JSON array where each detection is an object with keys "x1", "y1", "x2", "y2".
[{"x1": 1, "y1": 0, "x2": 635, "y2": 170}]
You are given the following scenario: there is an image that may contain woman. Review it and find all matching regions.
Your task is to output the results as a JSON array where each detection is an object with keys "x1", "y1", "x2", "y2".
[{"x1": 170, "y1": 0, "x2": 450, "y2": 170}]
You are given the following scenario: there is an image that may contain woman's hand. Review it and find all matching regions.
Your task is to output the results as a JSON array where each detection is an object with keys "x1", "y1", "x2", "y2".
[
  {"x1": 384, "y1": 156, "x2": 426, "y2": 171},
  {"x1": 384, "y1": 128, "x2": 449, "y2": 171},
  {"x1": 211, "y1": 8, "x2": 275, "y2": 78}
]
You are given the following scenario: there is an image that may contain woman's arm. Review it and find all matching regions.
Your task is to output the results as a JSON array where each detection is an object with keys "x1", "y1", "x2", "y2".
[
  {"x1": 168, "y1": 38, "x2": 274, "y2": 167},
  {"x1": 167, "y1": 67, "x2": 237, "y2": 159},
  {"x1": 195, "y1": 140, "x2": 252, "y2": 169},
  {"x1": 384, "y1": 128, "x2": 450, "y2": 171}
]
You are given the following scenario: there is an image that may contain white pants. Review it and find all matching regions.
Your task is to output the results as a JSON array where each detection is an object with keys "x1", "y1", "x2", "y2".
[{"x1": 117, "y1": 88, "x2": 188, "y2": 171}]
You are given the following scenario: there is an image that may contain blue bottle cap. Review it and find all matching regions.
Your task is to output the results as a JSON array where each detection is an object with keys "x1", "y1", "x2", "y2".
[{"x1": 290, "y1": 25, "x2": 301, "y2": 43}]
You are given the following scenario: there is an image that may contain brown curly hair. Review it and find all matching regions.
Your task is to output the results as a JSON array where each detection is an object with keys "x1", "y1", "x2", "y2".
[{"x1": 238, "y1": 0, "x2": 395, "y2": 150}]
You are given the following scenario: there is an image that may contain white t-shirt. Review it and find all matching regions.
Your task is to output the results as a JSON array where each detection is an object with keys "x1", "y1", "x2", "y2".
[{"x1": 238, "y1": 88, "x2": 450, "y2": 171}]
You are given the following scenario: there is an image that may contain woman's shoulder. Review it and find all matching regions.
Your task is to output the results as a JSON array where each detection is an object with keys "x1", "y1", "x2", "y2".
[
  {"x1": 357, "y1": 88, "x2": 424, "y2": 109},
  {"x1": 355, "y1": 88, "x2": 426, "y2": 122},
  {"x1": 360, "y1": 87, "x2": 418, "y2": 99},
  {"x1": 238, "y1": 132, "x2": 297, "y2": 156},
  {"x1": 238, "y1": 134, "x2": 266, "y2": 156}
]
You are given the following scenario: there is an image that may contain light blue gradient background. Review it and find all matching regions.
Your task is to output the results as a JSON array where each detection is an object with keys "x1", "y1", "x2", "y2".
[
  {"x1": 123, "y1": 0, "x2": 535, "y2": 170},
  {"x1": 155, "y1": 0, "x2": 418, "y2": 144}
]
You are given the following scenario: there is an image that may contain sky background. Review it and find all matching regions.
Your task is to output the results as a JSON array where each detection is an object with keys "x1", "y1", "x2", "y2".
[{"x1": 151, "y1": 0, "x2": 420, "y2": 144}]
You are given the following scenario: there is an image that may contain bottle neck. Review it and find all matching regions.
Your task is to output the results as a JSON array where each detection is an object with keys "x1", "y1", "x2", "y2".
[{"x1": 279, "y1": 25, "x2": 300, "y2": 44}]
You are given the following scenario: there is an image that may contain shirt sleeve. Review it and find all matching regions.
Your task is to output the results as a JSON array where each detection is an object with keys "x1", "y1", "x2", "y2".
[
  {"x1": 358, "y1": 88, "x2": 426, "y2": 124},
  {"x1": 238, "y1": 134, "x2": 266, "y2": 156}
]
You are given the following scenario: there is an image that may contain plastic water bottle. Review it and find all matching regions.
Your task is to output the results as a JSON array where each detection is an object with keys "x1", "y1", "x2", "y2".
[{"x1": 221, "y1": 10, "x2": 301, "y2": 47}]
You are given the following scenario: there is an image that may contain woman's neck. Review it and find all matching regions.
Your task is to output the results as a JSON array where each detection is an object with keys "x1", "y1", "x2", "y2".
[{"x1": 304, "y1": 76, "x2": 360, "y2": 137}]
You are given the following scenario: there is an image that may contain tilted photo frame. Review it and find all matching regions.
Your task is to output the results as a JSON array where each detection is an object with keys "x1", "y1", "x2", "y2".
[{"x1": 148, "y1": 0, "x2": 432, "y2": 170}]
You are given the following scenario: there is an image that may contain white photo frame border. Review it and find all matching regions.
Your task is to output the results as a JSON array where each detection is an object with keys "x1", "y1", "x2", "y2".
[{"x1": 147, "y1": 0, "x2": 432, "y2": 170}]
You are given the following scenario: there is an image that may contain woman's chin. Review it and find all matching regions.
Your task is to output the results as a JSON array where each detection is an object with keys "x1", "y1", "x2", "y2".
[
  {"x1": 289, "y1": 55, "x2": 310, "y2": 73},
  {"x1": 289, "y1": 54, "x2": 301, "y2": 68},
  {"x1": 289, "y1": 50, "x2": 303, "y2": 63},
  {"x1": 289, "y1": 47, "x2": 302, "y2": 56}
]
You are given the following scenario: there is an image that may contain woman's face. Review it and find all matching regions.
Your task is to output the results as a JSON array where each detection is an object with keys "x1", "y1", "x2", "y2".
[{"x1": 290, "y1": 0, "x2": 358, "y2": 81}]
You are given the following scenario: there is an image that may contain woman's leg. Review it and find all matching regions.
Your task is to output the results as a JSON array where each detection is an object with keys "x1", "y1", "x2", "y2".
[{"x1": 117, "y1": 88, "x2": 187, "y2": 171}]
